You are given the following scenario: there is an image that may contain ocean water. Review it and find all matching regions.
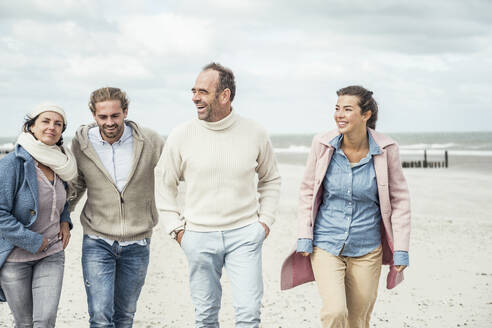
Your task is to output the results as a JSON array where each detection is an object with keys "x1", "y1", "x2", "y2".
[
  {"x1": 2, "y1": 132, "x2": 491, "y2": 171},
  {"x1": 272, "y1": 132, "x2": 492, "y2": 171},
  {"x1": 271, "y1": 131, "x2": 492, "y2": 153}
]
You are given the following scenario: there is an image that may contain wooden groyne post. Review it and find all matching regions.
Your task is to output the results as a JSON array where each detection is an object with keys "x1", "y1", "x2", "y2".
[{"x1": 402, "y1": 149, "x2": 448, "y2": 168}]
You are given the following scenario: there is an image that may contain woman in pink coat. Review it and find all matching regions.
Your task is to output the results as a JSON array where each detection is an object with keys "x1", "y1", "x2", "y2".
[{"x1": 281, "y1": 86, "x2": 411, "y2": 328}]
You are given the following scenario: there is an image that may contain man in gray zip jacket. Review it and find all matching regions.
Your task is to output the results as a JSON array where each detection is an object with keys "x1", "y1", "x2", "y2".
[{"x1": 70, "y1": 87, "x2": 164, "y2": 327}]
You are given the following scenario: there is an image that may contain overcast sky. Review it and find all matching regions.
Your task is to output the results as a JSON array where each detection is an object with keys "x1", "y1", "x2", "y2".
[{"x1": 1, "y1": 0, "x2": 491, "y2": 137}]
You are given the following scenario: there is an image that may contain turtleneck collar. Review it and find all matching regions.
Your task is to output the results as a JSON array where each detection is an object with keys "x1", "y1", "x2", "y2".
[{"x1": 197, "y1": 109, "x2": 237, "y2": 131}]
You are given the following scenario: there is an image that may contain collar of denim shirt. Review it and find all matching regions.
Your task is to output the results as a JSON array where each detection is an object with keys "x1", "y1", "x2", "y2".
[{"x1": 328, "y1": 130, "x2": 381, "y2": 167}]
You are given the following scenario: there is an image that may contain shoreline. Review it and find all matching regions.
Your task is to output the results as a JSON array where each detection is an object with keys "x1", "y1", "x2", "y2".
[
  {"x1": 3, "y1": 153, "x2": 492, "y2": 174},
  {"x1": 276, "y1": 152, "x2": 492, "y2": 173}
]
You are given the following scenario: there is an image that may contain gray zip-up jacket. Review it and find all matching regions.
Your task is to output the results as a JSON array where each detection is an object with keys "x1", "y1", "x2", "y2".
[{"x1": 70, "y1": 120, "x2": 164, "y2": 241}]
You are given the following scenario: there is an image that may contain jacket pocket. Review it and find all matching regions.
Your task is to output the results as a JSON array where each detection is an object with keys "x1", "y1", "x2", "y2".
[
  {"x1": 82, "y1": 203, "x2": 96, "y2": 225},
  {"x1": 147, "y1": 200, "x2": 158, "y2": 226}
]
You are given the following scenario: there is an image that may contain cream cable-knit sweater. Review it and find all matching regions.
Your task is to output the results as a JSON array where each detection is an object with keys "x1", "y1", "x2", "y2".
[{"x1": 155, "y1": 111, "x2": 281, "y2": 233}]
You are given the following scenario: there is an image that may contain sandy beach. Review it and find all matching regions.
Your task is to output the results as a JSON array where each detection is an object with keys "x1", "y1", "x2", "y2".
[{"x1": 1, "y1": 164, "x2": 491, "y2": 327}]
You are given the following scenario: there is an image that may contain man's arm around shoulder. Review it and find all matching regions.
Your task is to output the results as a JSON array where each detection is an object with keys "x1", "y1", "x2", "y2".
[{"x1": 68, "y1": 134, "x2": 87, "y2": 212}]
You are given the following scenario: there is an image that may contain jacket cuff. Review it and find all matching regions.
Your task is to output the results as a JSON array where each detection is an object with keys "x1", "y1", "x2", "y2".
[
  {"x1": 27, "y1": 232, "x2": 44, "y2": 254},
  {"x1": 296, "y1": 238, "x2": 313, "y2": 253},
  {"x1": 164, "y1": 213, "x2": 185, "y2": 235},
  {"x1": 393, "y1": 250, "x2": 409, "y2": 266},
  {"x1": 60, "y1": 203, "x2": 73, "y2": 230}
]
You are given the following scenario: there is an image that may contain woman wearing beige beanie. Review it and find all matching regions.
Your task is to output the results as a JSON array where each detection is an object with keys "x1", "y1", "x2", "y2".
[{"x1": 0, "y1": 104, "x2": 77, "y2": 327}]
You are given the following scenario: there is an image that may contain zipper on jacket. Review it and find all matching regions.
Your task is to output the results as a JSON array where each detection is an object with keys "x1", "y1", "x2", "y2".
[{"x1": 120, "y1": 194, "x2": 125, "y2": 236}]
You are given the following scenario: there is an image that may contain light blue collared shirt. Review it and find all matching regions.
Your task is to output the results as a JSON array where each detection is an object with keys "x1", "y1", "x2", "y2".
[
  {"x1": 297, "y1": 132, "x2": 408, "y2": 266},
  {"x1": 87, "y1": 123, "x2": 146, "y2": 247},
  {"x1": 88, "y1": 123, "x2": 134, "y2": 192}
]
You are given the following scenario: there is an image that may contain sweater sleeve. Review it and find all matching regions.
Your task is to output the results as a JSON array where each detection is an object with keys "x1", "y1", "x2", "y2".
[
  {"x1": 68, "y1": 136, "x2": 87, "y2": 213},
  {"x1": 256, "y1": 133, "x2": 281, "y2": 228},
  {"x1": 154, "y1": 133, "x2": 185, "y2": 235},
  {"x1": 146, "y1": 128, "x2": 165, "y2": 166}
]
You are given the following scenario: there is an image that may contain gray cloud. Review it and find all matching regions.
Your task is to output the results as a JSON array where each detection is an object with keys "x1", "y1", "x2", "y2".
[{"x1": 0, "y1": 0, "x2": 491, "y2": 136}]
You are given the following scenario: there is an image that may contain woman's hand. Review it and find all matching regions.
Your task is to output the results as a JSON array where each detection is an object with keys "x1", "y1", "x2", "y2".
[
  {"x1": 395, "y1": 265, "x2": 407, "y2": 272},
  {"x1": 59, "y1": 221, "x2": 71, "y2": 249},
  {"x1": 300, "y1": 252, "x2": 310, "y2": 257}
]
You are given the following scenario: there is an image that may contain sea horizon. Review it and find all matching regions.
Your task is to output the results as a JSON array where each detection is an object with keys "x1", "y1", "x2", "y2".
[{"x1": 2, "y1": 131, "x2": 492, "y2": 172}]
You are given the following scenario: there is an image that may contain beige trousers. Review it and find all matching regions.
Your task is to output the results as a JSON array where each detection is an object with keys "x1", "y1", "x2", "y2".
[{"x1": 310, "y1": 245, "x2": 383, "y2": 328}]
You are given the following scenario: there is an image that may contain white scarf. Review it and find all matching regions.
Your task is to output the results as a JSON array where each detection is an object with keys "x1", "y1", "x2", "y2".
[{"x1": 17, "y1": 132, "x2": 78, "y2": 182}]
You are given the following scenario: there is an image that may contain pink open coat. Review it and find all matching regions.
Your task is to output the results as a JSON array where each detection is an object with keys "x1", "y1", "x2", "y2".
[{"x1": 280, "y1": 128, "x2": 411, "y2": 290}]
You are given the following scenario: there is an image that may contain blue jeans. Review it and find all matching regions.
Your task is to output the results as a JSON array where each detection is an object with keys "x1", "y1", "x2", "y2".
[
  {"x1": 181, "y1": 222, "x2": 265, "y2": 328},
  {"x1": 81, "y1": 236, "x2": 150, "y2": 328},
  {"x1": 0, "y1": 251, "x2": 65, "y2": 328}
]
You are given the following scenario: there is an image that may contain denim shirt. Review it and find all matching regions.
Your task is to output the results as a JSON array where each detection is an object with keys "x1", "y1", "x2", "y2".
[{"x1": 297, "y1": 133, "x2": 409, "y2": 266}]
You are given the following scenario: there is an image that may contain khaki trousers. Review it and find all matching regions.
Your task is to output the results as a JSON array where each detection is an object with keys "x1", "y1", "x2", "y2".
[{"x1": 310, "y1": 245, "x2": 382, "y2": 328}]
